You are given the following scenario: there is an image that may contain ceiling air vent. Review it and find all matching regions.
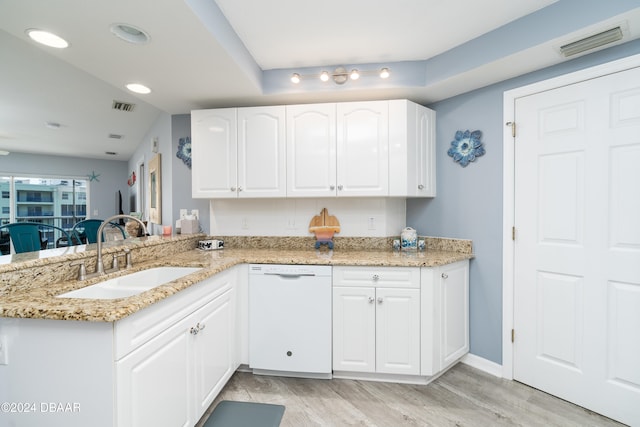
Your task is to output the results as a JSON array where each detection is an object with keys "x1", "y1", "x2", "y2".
[
  {"x1": 112, "y1": 100, "x2": 136, "y2": 112},
  {"x1": 560, "y1": 27, "x2": 623, "y2": 57},
  {"x1": 108, "y1": 133, "x2": 124, "y2": 140}
]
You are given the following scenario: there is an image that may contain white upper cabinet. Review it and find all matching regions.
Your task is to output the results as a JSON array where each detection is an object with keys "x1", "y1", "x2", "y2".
[
  {"x1": 336, "y1": 101, "x2": 389, "y2": 197},
  {"x1": 192, "y1": 106, "x2": 286, "y2": 198},
  {"x1": 286, "y1": 103, "x2": 337, "y2": 197},
  {"x1": 389, "y1": 100, "x2": 436, "y2": 197},
  {"x1": 191, "y1": 108, "x2": 237, "y2": 198},
  {"x1": 194, "y1": 100, "x2": 435, "y2": 199},
  {"x1": 237, "y1": 106, "x2": 286, "y2": 198}
]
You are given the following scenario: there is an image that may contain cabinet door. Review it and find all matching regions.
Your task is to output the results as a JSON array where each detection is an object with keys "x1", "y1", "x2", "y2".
[
  {"x1": 389, "y1": 100, "x2": 436, "y2": 197},
  {"x1": 375, "y1": 287, "x2": 421, "y2": 375},
  {"x1": 193, "y1": 287, "x2": 235, "y2": 419},
  {"x1": 286, "y1": 103, "x2": 337, "y2": 197},
  {"x1": 336, "y1": 101, "x2": 389, "y2": 196},
  {"x1": 414, "y1": 105, "x2": 436, "y2": 197},
  {"x1": 237, "y1": 106, "x2": 286, "y2": 197},
  {"x1": 440, "y1": 261, "x2": 469, "y2": 369},
  {"x1": 191, "y1": 108, "x2": 238, "y2": 198},
  {"x1": 117, "y1": 315, "x2": 193, "y2": 427},
  {"x1": 333, "y1": 286, "x2": 376, "y2": 372}
]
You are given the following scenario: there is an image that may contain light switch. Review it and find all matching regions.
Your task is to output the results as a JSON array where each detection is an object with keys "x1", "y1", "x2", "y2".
[{"x1": 0, "y1": 336, "x2": 8, "y2": 365}]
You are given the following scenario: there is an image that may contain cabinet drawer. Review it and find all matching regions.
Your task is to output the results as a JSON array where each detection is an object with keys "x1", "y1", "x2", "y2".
[
  {"x1": 333, "y1": 266, "x2": 419, "y2": 289},
  {"x1": 114, "y1": 268, "x2": 235, "y2": 360}
]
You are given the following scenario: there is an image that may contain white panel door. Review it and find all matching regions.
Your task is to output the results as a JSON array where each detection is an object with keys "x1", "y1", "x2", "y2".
[
  {"x1": 286, "y1": 103, "x2": 337, "y2": 197},
  {"x1": 336, "y1": 101, "x2": 389, "y2": 196},
  {"x1": 191, "y1": 108, "x2": 237, "y2": 198},
  {"x1": 332, "y1": 286, "x2": 376, "y2": 372},
  {"x1": 237, "y1": 106, "x2": 286, "y2": 197},
  {"x1": 514, "y1": 66, "x2": 640, "y2": 426},
  {"x1": 375, "y1": 287, "x2": 420, "y2": 375}
]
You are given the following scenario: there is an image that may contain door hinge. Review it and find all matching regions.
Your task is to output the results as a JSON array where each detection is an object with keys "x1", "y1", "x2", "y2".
[
  {"x1": 511, "y1": 329, "x2": 515, "y2": 343},
  {"x1": 506, "y1": 121, "x2": 516, "y2": 137},
  {"x1": 512, "y1": 226, "x2": 516, "y2": 241}
]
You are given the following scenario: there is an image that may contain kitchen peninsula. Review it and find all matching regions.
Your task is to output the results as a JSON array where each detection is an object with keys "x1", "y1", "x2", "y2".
[{"x1": 0, "y1": 235, "x2": 472, "y2": 427}]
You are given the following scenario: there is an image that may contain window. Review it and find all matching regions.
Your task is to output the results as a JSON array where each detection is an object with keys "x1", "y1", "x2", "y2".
[{"x1": 0, "y1": 176, "x2": 89, "y2": 248}]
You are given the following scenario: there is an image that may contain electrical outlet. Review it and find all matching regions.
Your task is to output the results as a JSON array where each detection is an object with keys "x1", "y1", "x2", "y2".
[
  {"x1": 285, "y1": 218, "x2": 296, "y2": 229},
  {"x1": 180, "y1": 209, "x2": 187, "y2": 219},
  {"x1": 241, "y1": 217, "x2": 249, "y2": 230},
  {"x1": 0, "y1": 336, "x2": 8, "y2": 365},
  {"x1": 93, "y1": 209, "x2": 99, "y2": 216},
  {"x1": 191, "y1": 209, "x2": 199, "y2": 219},
  {"x1": 367, "y1": 217, "x2": 376, "y2": 230}
]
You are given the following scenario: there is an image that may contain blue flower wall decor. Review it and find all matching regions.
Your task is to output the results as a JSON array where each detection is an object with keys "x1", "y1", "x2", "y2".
[
  {"x1": 176, "y1": 136, "x2": 192, "y2": 169},
  {"x1": 448, "y1": 130, "x2": 485, "y2": 167}
]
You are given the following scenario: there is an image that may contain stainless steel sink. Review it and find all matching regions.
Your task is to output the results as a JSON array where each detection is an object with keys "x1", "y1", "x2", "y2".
[{"x1": 57, "y1": 266, "x2": 202, "y2": 299}]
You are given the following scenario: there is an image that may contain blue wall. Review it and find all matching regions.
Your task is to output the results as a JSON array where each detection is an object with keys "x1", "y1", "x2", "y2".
[{"x1": 407, "y1": 39, "x2": 640, "y2": 364}]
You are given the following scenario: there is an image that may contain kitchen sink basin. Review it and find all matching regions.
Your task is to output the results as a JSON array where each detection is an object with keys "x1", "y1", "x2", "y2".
[{"x1": 57, "y1": 266, "x2": 202, "y2": 300}]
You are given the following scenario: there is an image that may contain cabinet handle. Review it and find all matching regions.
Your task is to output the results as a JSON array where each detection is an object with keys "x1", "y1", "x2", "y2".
[
  {"x1": 337, "y1": 185, "x2": 343, "y2": 191},
  {"x1": 377, "y1": 297, "x2": 383, "y2": 304},
  {"x1": 418, "y1": 184, "x2": 424, "y2": 190},
  {"x1": 230, "y1": 186, "x2": 236, "y2": 192},
  {"x1": 372, "y1": 274, "x2": 379, "y2": 281},
  {"x1": 441, "y1": 273, "x2": 448, "y2": 279},
  {"x1": 189, "y1": 322, "x2": 206, "y2": 335},
  {"x1": 368, "y1": 296, "x2": 375, "y2": 304},
  {"x1": 238, "y1": 186, "x2": 243, "y2": 192},
  {"x1": 329, "y1": 185, "x2": 335, "y2": 191}
]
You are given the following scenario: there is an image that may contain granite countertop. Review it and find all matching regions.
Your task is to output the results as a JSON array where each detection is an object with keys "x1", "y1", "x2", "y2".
[{"x1": 0, "y1": 243, "x2": 473, "y2": 322}]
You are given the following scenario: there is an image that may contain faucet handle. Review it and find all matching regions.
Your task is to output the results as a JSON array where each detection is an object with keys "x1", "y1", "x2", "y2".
[
  {"x1": 124, "y1": 248, "x2": 132, "y2": 269},
  {"x1": 70, "y1": 260, "x2": 87, "y2": 281},
  {"x1": 112, "y1": 252, "x2": 128, "y2": 270}
]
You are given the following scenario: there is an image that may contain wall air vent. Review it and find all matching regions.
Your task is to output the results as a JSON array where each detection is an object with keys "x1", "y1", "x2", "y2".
[
  {"x1": 108, "y1": 133, "x2": 124, "y2": 140},
  {"x1": 560, "y1": 27, "x2": 623, "y2": 57},
  {"x1": 112, "y1": 100, "x2": 136, "y2": 112}
]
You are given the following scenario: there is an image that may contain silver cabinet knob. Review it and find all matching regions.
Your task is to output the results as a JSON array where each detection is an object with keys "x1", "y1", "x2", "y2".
[
  {"x1": 372, "y1": 274, "x2": 380, "y2": 281},
  {"x1": 441, "y1": 273, "x2": 448, "y2": 279},
  {"x1": 190, "y1": 322, "x2": 206, "y2": 335},
  {"x1": 377, "y1": 297, "x2": 383, "y2": 304},
  {"x1": 337, "y1": 185, "x2": 343, "y2": 191},
  {"x1": 368, "y1": 296, "x2": 375, "y2": 304},
  {"x1": 230, "y1": 186, "x2": 236, "y2": 192},
  {"x1": 329, "y1": 185, "x2": 335, "y2": 190},
  {"x1": 238, "y1": 186, "x2": 243, "y2": 192},
  {"x1": 418, "y1": 184, "x2": 424, "y2": 190}
]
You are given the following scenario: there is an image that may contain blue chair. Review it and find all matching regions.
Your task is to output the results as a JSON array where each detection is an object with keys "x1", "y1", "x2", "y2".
[
  {"x1": 71, "y1": 219, "x2": 126, "y2": 244},
  {"x1": 0, "y1": 222, "x2": 73, "y2": 254}
]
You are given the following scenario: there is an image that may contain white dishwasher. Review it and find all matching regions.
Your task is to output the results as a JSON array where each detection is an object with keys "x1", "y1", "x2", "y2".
[{"x1": 249, "y1": 264, "x2": 332, "y2": 379}]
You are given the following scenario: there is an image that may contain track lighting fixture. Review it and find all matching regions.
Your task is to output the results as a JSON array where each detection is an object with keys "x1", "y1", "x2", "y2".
[{"x1": 290, "y1": 66, "x2": 390, "y2": 85}]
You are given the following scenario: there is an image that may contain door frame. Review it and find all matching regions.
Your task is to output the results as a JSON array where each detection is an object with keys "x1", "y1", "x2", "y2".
[{"x1": 501, "y1": 53, "x2": 640, "y2": 380}]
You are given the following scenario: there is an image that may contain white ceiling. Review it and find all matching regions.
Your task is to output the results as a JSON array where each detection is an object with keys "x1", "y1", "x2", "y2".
[{"x1": 0, "y1": 0, "x2": 639, "y2": 161}]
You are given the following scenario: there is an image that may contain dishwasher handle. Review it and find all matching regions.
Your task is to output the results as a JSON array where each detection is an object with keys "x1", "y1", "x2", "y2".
[{"x1": 263, "y1": 272, "x2": 316, "y2": 278}]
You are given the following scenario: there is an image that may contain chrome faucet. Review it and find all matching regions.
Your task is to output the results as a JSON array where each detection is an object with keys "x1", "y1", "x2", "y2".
[{"x1": 95, "y1": 214, "x2": 148, "y2": 275}]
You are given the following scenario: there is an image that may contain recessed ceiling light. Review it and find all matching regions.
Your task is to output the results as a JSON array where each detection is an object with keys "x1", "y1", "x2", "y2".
[
  {"x1": 110, "y1": 23, "x2": 150, "y2": 44},
  {"x1": 26, "y1": 29, "x2": 69, "y2": 48},
  {"x1": 0, "y1": 150, "x2": 9, "y2": 156},
  {"x1": 126, "y1": 83, "x2": 151, "y2": 94},
  {"x1": 105, "y1": 151, "x2": 118, "y2": 156}
]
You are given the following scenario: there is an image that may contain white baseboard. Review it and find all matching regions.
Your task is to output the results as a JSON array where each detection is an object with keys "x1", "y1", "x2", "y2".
[{"x1": 461, "y1": 353, "x2": 503, "y2": 378}]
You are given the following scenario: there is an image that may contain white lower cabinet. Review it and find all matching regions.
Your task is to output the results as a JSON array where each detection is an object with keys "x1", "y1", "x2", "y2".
[
  {"x1": 116, "y1": 283, "x2": 235, "y2": 427},
  {"x1": 332, "y1": 266, "x2": 421, "y2": 376},
  {"x1": 421, "y1": 260, "x2": 470, "y2": 376},
  {"x1": 333, "y1": 261, "x2": 469, "y2": 382}
]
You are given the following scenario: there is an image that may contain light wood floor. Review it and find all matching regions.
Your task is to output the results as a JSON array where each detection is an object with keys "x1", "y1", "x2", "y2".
[{"x1": 197, "y1": 363, "x2": 624, "y2": 426}]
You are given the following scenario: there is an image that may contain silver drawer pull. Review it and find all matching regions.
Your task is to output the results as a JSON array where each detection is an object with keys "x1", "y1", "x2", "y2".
[
  {"x1": 377, "y1": 297, "x2": 383, "y2": 304},
  {"x1": 372, "y1": 274, "x2": 380, "y2": 281},
  {"x1": 441, "y1": 273, "x2": 448, "y2": 279},
  {"x1": 368, "y1": 296, "x2": 375, "y2": 304}
]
